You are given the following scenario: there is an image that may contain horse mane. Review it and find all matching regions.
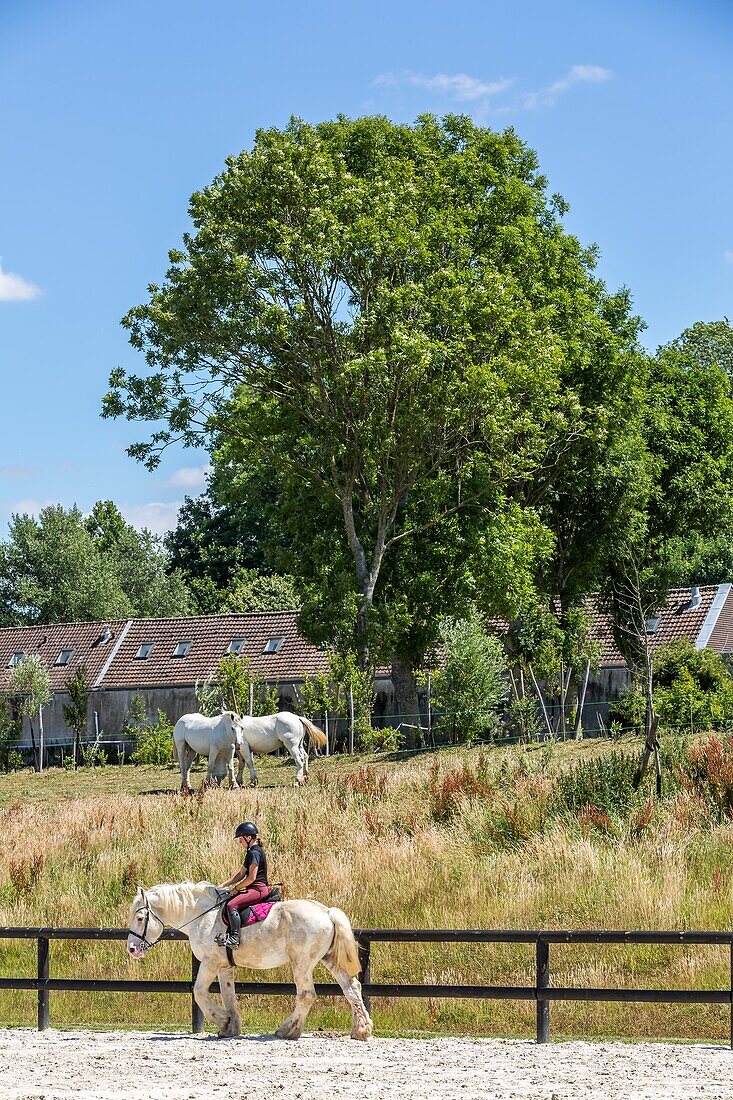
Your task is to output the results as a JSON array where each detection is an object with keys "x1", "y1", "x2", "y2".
[{"x1": 146, "y1": 881, "x2": 219, "y2": 926}]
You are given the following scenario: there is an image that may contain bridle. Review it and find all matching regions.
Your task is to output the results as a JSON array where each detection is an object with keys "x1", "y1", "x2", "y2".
[
  {"x1": 128, "y1": 897, "x2": 164, "y2": 955},
  {"x1": 128, "y1": 892, "x2": 230, "y2": 954}
]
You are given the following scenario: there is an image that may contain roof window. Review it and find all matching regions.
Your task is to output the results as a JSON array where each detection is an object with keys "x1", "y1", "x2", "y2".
[
  {"x1": 55, "y1": 649, "x2": 74, "y2": 666},
  {"x1": 8, "y1": 651, "x2": 24, "y2": 668},
  {"x1": 135, "y1": 643, "x2": 154, "y2": 659},
  {"x1": 645, "y1": 617, "x2": 660, "y2": 634},
  {"x1": 263, "y1": 636, "x2": 284, "y2": 654},
  {"x1": 173, "y1": 641, "x2": 193, "y2": 658},
  {"x1": 228, "y1": 638, "x2": 245, "y2": 654}
]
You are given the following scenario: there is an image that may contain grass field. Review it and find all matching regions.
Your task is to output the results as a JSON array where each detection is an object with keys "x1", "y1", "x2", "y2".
[{"x1": 2, "y1": 734, "x2": 733, "y2": 1042}]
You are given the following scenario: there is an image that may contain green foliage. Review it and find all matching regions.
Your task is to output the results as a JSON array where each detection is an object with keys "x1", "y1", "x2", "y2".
[
  {"x1": 105, "y1": 113, "x2": 641, "y2": 676},
  {"x1": 220, "y1": 568, "x2": 298, "y2": 613},
  {"x1": 683, "y1": 736, "x2": 733, "y2": 821},
  {"x1": 553, "y1": 752, "x2": 640, "y2": 815},
  {"x1": 196, "y1": 655, "x2": 278, "y2": 717},
  {"x1": 0, "y1": 501, "x2": 191, "y2": 626},
  {"x1": 0, "y1": 706, "x2": 22, "y2": 773},
  {"x1": 130, "y1": 710, "x2": 174, "y2": 765},
  {"x1": 7, "y1": 654, "x2": 52, "y2": 714},
  {"x1": 122, "y1": 694, "x2": 149, "y2": 740},
  {"x1": 432, "y1": 612, "x2": 507, "y2": 742},
  {"x1": 608, "y1": 685, "x2": 645, "y2": 732},
  {"x1": 651, "y1": 642, "x2": 733, "y2": 734},
  {"x1": 326, "y1": 650, "x2": 376, "y2": 743},
  {"x1": 358, "y1": 726, "x2": 404, "y2": 754},
  {"x1": 504, "y1": 694, "x2": 543, "y2": 743}
]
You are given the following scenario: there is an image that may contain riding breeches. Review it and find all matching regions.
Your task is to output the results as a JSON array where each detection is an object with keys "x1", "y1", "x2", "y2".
[{"x1": 226, "y1": 882, "x2": 270, "y2": 913}]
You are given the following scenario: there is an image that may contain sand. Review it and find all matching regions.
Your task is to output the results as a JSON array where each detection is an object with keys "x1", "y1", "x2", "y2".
[{"x1": 0, "y1": 1029, "x2": 732, "y2": 1100}]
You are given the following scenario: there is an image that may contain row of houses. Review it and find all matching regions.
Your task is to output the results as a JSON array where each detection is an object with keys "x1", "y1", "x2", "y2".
[{"x1": 0, "y1": 583, "x2": 731, "y2": 754}]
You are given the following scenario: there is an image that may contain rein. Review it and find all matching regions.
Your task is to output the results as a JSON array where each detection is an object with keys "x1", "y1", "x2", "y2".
[{"x1": 128, "y1": 893, "x2": 227, "y2": 953}]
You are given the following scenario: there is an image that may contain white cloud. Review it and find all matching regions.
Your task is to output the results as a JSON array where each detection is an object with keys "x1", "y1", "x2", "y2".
[
  {"x1": 0, "y1": 259, "x2": 42, "y2": 302},
  {"x1": 164, "y1": 464, "x2": 212, "y2": 491},
  {"x1": 524, "y1": 64, "x2": 613, "y2": 109},
  {"x1": 120, "y1": 501, "x2": 183, "y2": 536},
  {"x1": 374, "y1": 70, "x2": 513, "y2": 104},
  {"x1": 725, "y1": 250, "x2": 733, "y2": 266},
  {"x1": 2, "y1": 498, "x2": 55, "y2": 519}
]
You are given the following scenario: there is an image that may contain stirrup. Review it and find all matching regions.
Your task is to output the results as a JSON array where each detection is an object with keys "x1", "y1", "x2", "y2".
[{"x1": 215, "y1": 931, "x2": 240, "y2": 948}]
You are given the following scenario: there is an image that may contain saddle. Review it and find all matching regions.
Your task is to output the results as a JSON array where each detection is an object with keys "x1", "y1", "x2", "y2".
[{"x1": 220, "y1": 885, "x2": 282, "y2": 930}]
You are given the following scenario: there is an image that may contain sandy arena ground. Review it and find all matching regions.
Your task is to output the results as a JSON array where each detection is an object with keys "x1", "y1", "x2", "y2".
[{"x1": 0, "y1": 1029, "x2": 732, "y2": 1100}]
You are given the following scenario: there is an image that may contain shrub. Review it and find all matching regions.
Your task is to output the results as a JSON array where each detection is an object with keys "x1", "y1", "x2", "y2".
[
  {"x1": 553, "y1": 752, "x2": 639, "y2": 815},
  {"x1": 653, "y1": 641, "x2": 733, "y2": 734},
  {"x1": 432, "y1": 611, "x2": 507, "y2": 743},
  {"x1": 358, "y1": 726, "x2": 404, "y2": 753},
  {"x1": 131, "y1": 710, "x2": 174, "y2": 765}
]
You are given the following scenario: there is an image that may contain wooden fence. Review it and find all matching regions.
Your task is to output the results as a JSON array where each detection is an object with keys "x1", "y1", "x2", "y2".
[{"x1": 2, "y1": 926, "x2": 733, "y2": 1045}]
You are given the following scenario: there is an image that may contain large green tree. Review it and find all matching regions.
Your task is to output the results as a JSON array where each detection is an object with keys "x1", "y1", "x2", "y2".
[{"x1": 104, "y1": 114, "x2": 640, "y2": 715}]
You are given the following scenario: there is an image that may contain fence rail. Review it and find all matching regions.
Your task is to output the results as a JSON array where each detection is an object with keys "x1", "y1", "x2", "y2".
[{"x1": 2, "y1": 925, "x2": 733, "y2": 1044}]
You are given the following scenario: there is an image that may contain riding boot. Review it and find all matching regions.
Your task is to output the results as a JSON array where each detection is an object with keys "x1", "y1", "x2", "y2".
[
  {"x1": 216, "y1": 905, "x2": 243, "y2": 948},
  {"x1": 225, "y1": 906, "x2": 241, "y2": 947}
]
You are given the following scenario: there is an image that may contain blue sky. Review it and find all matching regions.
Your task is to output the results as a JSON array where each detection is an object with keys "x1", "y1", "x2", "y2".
[{"x1": 1, "y1": 0, "x2": 731, "y2": 536}]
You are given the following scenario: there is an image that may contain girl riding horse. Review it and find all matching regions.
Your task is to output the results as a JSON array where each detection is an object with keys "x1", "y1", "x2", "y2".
[{"x1": 216, "y1": 820, "x2": 270, "y2": 948}]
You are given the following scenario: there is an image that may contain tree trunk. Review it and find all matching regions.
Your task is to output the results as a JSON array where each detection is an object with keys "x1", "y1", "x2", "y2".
[{"x1": 391, "y1": 656, "x2": 420, "y2": 749}]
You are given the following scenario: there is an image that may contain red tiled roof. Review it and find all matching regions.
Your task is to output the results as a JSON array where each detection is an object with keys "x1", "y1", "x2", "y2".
[
  {"x1": 0, "y1": 620, "x2": 128, "y2": 692},
  {"x1": 108, "y1": 612, "x2": 330, "y2": 688},
  {"x1": 585, "y1": 585, "x2": 722, "y2": 666}
]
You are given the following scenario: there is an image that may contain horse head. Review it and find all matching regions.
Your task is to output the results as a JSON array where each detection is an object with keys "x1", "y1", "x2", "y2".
[{"x1": 126, "y1": 885, "x2": 165, "y2": 959}]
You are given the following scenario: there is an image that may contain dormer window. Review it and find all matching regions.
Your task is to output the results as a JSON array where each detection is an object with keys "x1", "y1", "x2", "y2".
[
  {"x1": 8, "y1": 651, "x2": 24, "y2": 668},
  {"x1": 173, "y1": 641, "x2": 192, "y2": 658},
  {"x1": 228, "y1": 638, "x2": 245, "y2": 654},
  {"x1": 56, "y1": 649, "x2": 74, "y2": 666},
  {"x1": 263, "y1": 636, "x2": 284, "y2": 654},
  {"x1": 135, "y1": 643, "x2": 154, "y2": 659}
]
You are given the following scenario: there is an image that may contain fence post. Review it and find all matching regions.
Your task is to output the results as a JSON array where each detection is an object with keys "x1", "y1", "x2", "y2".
[
  {"x1": 37, "y1": 936, "x2": 50, "y2": 1031},
  {"x1": 357, "y1": 936, "x2": 371, "y2": 1016},
  {"x1": 536, "y1": 937, "x2": 549, "y2": 1043},
  {"x1": 191, "y1": 955, "x2": 204, "y2": 1034},
  {"x1": 726, "y1": 937, "x2": 730, "y2": 1047}
]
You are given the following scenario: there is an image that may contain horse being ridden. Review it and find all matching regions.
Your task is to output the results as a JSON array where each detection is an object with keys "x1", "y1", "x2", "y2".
[{"x1": 126, "y1": 882, "x2": 372, "y2": 1041}]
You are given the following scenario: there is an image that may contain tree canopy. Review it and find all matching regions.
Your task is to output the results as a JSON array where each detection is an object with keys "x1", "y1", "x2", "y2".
[
  {"x1": 0, "y1": 502, "x2": 191, "y2": 625},
  {"x1": 104, "y1": 113, "x2": 642, "y2": 711}
]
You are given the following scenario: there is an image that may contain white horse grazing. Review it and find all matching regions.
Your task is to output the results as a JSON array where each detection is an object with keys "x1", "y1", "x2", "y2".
[
  {"x1": 126, "y1": 882, "x2": 372, "y2": 1041},
  {"x1": 173, "y1": 711, "x2": 246, "y2": 792},
  {"x1": 236, "y1": 712, "x2": 327, "y2": 787}
]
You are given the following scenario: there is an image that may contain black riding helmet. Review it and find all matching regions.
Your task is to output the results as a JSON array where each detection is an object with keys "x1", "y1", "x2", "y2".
[{"x1": 234, "y1": 821, "x2": 258, "y2": 839}]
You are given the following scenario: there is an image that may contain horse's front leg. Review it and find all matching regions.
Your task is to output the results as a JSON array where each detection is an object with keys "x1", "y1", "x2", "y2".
[
  {"x1": 177, "y1": 742, "x2": 192, "y2": 793},
  {"x1": 194, "y1": 959, "x2": 238, "y2": 1037},
  {"x1": 225, "y1": 747, "x2": 239, "y2": 790},
  {"x1": 276, "y1": 958, "x2": 317, "y2": 1040},
  {"x1": 217, "y1": 967, "x2": 241, "y2": 1036},
  {"x1": 237, "y1": 739, "x2": 258, "y2": 787}
]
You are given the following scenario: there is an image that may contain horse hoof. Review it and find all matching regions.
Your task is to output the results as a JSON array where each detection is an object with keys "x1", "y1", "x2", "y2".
[{"x1": 276, "y1": 1023, "x2": 302, "y2": 1040}]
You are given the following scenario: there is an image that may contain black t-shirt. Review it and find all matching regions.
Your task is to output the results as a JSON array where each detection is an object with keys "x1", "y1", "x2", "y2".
[{"x1": 244, "y1": 844, "x2": 268, "y2": 885}]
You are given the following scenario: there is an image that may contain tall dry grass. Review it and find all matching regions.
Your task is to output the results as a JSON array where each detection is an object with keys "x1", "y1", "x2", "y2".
[{"x1": 1, "y1": 740, "x2": 733, "y2": 1039}]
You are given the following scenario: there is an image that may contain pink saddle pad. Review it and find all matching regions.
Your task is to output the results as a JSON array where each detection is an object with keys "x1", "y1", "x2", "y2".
[{"x1": 244, "y1": 900, "x2": 276, "y2": 926}]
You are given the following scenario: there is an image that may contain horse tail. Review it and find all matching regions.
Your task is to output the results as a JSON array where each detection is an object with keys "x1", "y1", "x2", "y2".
[
  {"x1": 301, "y1": 716, "x2": 327, "y2": 751},
  {"x1": 327, "y1": 907, "x2": 361, "y2": 978}
]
